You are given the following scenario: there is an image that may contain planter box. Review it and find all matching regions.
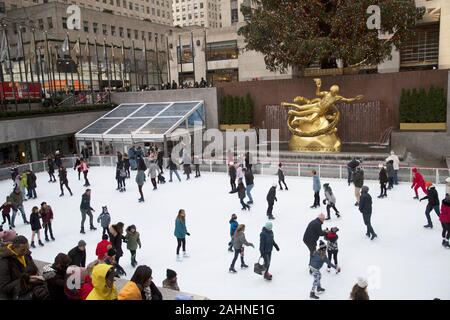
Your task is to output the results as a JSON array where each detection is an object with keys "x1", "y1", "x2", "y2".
[
  {"x1": 400, "y1": 123, "x2": 446, "y2": 130},
  {"x1": 219, "y1": 124, "x2": 252, "y2": 130}
]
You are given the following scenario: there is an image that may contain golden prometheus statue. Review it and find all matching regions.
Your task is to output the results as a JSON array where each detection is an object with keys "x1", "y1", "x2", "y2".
[{"x1": 281, "y1": 78, "x2": 363, "y2": 153}]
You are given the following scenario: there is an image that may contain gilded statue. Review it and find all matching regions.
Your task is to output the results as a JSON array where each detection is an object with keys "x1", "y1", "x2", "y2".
[{"x1": 281, "y1": 78, "x2": 363, "y2": 152}]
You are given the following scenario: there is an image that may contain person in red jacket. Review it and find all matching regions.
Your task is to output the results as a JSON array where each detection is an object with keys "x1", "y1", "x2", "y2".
[
  {"x1": 440, "y1": 193, "x2": 450, "y2": 248},
  {"x1": 95, "y1": 234, "x2": 112, "y2": 260},
  {"x1": 411, "y1": 167, "x2": 427, "y2": 199}
]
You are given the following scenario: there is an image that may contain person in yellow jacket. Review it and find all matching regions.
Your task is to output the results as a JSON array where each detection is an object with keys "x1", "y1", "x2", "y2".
[
  {"x1": 118, "y1": 265, "x2": 162, "y2": 300},
  {"x1": 86, "y1": 263, "x2": 117, "y2": 300}
]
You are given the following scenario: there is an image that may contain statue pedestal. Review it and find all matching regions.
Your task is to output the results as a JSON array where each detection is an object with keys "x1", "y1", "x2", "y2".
[{"x1": 289, "y1": 117, "x2": 342, "y2": 152}]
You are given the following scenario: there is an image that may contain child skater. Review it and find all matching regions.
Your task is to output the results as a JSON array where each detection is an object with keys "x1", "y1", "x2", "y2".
[
  {"x1": 30, "y1": 206, "x2": 44, "y2": 248},
  {"x1": 0, "y1": 197, "x2": 12, "y2": 230},
  {"x1": 228, "y1": 214, "x2": 238, "y2": 252},
  {"x1": 97, "y1": 206, "x2": 111, "y2": 237},
  {"x1": 325, "y1": 227, "x2": 339, "y2": 273},
  {"x1": 125, "y1": 225, "x2": 141, "y2": 268},
  {"x1": 378, "y1": 163, "x2": 388, "y2": 198},
  {"x1": 174, "y1": 209, "x2": 190, "y2": 261},
  {"x1": 323, "y1": 183, "x2": 340, "y2": 219}
]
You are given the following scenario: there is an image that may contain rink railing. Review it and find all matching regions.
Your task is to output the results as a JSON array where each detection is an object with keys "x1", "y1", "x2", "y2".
[{"x1": 1, "y1": 155, "x2": 449, "y2": 185}]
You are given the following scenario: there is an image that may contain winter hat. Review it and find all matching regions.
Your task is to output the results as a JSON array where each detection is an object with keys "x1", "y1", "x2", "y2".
[
  {"x1": 330, "y1": 227, "x2": 339, "y2": 233},
  {"x1": 361, "y1": 186, "x2": 369, "y2": 193},
  {"x1": 41, "y1": 202, "x2": 47, "y2": 206},
  {"x1": 107, "y1": 248, "x2": 116, "y2": 257},
  {"x1": 167, "y1": 269, "x2": 177, "y2": 280},
  {"x1": 323, "y1": 183, "x2": 329, "y2": 188},
  {"x1": 78, "y1": 240, "x2": 87, "y2": 247},
  {"x1": 390, "y1": 150, "x2": 395, "y2": 155},
  {"x1": 412, "y1": 167, "x2": 417, "y2": 173},
  {"x1": 318, "y1": 240, "x2": 326, "y2": 251},
  {"x1": 265, "y1": 221, "x2": 273, "y2": 230},
  {"x1": 357, "y1": 277, "x2": 368, "y2": 289},
  {"x1": 425, "y1": 181, "x2": 433, "y2": 188}
]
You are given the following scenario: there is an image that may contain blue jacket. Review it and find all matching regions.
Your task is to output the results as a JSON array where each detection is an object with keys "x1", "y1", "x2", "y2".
[
  {"x1": 174, "y1": 218, "x2": 187, "y2": 239},
  {"x1": 310, "y1": 252, "x2": 336, "y2": 270},
  {"x1": 259, "y1": 227, "x2": 279, "y2": 255},
  {"x1": 313, "y1": 175, "x2": 321, "y2": 192},
  {"x1": 229, "y1": 219, "x2": 238, "y2": 237}
]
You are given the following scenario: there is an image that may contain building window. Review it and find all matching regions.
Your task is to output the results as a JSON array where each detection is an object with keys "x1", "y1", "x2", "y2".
[
  {"x1": 400, "y1": 24, "x2": 440, "y2": 70},
  {"x1": 231, "y1": 8, "x2": 238, "y2": 24},
  {"x1": 157, "y1": 9, "x2": 160, "y2": 16},
  {"x1": 127, "y1": 28, "x2": 131, "y2": 38},
  {"x1": 207, "y1": 40, "x2": 239, "y2": 61},
  {"x1": 207, "y1": 68, "x2": 239, "y2": 83},
  {"x1": 134, "y1": 30, "x2": 138, "y2": 39},
  {"x1": 152, "y1": 7, "x2": 155, "y2": 14},
  {"x1": 129, "y1": 2, "x2": 132, "y2": 9},
  {"x1": 200, "y1": 2, "x2": 203, "y2": 8},
  {"x1": 111, "y1": 26, "x2": 116, "y2": 36},
  {"x1": 0, "y1": 2, "x2": 5, "y2": 14},
  {"x1": 177, "y1": 44, "x2": 192, "y2": 63},
  {"x1": 116, "y1": 0, "x2": 121, "y2": 6},
  {"x1": 148, "y1": 32, "x2": 152, "y2": 41},
  {"x1": 102, "y1": 24, "x2": 108, "y2": 35},
  {"x1": 123, "y1": 0, "x2": 126, "y2": 7},
  {"x1": 47, "y1": 17, "x2": 53, "y2": 29},
  {"x1": 141, "y1": 31, "x2": 145, "y2": 40},
  {"x1": 83, "y1": 20, "x2": 89, "y2": 32},
  {"x1": 93, "y1": 22, "x2": 98, "y2": 34},
  {"x1": 62, "y1": 17, "x2": 67, "y2": 29}
]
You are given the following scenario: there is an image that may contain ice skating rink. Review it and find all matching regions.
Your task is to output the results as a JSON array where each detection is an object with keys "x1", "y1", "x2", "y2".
[{"x1": 1, "y1": 167, "x2": 449, "y2": 300}]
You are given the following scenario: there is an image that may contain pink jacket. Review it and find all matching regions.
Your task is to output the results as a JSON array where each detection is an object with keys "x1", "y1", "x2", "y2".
[{"x1": 78, "y1": 162, "x2": 89, "y2": 172}]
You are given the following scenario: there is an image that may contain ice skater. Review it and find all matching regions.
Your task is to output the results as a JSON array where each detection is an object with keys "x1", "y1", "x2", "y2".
[
  {"x1": 309, "y1": 240, "x2": 341, "y2": 299},
  {"x1": 411, "y1": 167, "x2": 427, "y2": 199},
  {"x1": 116, "y1": 161, "x2": 126, "y2": 192},
  {"x1": 359, "y1": 186, "x2": 377, "y2": 240},
  {"x1": 228, "y1": 213, "x2": 238, "y2": 252},
  {"x1": 167, "y1": 155, "x2": 181, "y2": 182},
  {"x1": 123, "y1": 153, "x2": 131, "y2": 178},
  {"x1": 79, "y1": 159, "x2": 91, "y2": 187},
  {"x1": 26, "y1": 170, "x2": 37, "y2": 199},
  {"x1": 386, "y1": 160, "x2": 395, "y2": 190},
  {"x1": 29, "y1": 206, "x2": 44, "y2": 248},
  {"x1": 174, "y1": 209, "x2": 190, "y2": 261},
  {"x1": 148, "y1": 160, "x2": 161, "y2": 190},
  {"x1": 266, "y1": 183, "x2": 277, "y2": 220},
  {"x1": 97, "y1": 206, "x2": 111, "y2": 237},
  {"x1": 259, "y1": 221, "x2": 280, "y2": 280},
  {"x1": 74, "y1": 156, "x2": 82, "y2": 180},
  {"x1": 194, "y1": 155, "x2": 201, "y2": 178},
  {"x1": 58, "y1": 166, "x2": 73, "y2": 197},
  {"x1": 108, "y1": 222, "x2": 125, "y2": 273},
  {"x1": 303, "y1": 214, "x2": 328, "y2": 272},
  {"x1": 277, "y1": 163, "x2": 288, "y2": 190},
  {"x1": 386, "y1": 150, "x2": 400, "y2": 185},
  {"x1": 229, "y1": 224, "x2": 254, "y2": 273},
  {"x1": 80, "y1": 189, "x2": 97, "y2": 234},
  {"x1": 420, "y1": 183, "x2": 440, "y2": 229},
  {"x1": 353, "y1": 166, "x2": 364, "y2": 206},
  {"x1": 9, "y1": 187, "x2": 29, "y2": 228},
  {"x1": 228, "y1": 162, "x2": 237, "y2": 193},
  {"x1": 439, "y1": 193, "x2": 450, "y2": 248},
  {"x1": 325, "y1": 227, "x2": 339, "y2": 273},
  {"x1": 346, "y1": 157, "x2": 360, "y2": 186},
  {"x1": 136, "y1": 157, "x2": 147, "y2": 202},
  {"x1": 323, "y1": 183, "x2": 340, "y2": 219},
  {"x1": 0, "y1": 197, "x2": 12, "y2": 229},
  {"x1": 243, "y1": 168, "x2": 254, "y2": 205},
  {"x1": 237, "y1": 179, "x2": 250, "y2": 211},
  {"x1": 47, "y1": 155, "x2": 57, "y2": 183},
  {"x1": 377, "y1": 163, "x2": 388, "y2": 198},
  {"x1": 125, "y1": 225, "x2": 141, "y2": 267},
  {"x1": 39, "y1": 202, "x2": 55, "y2": 242},
  {"x1": 311, "y1": 170, "x2": 321, "y2": 208}
]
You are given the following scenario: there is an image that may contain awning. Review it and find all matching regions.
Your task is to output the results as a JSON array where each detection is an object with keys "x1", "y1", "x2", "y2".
[{"x1": 75, "y1": 101, "x2": 205, "y2": 142}]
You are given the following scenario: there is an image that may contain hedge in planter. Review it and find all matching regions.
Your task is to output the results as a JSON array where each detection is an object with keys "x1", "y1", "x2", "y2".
[
  {"x1": 220, "y1": 94, "x2": 254, "y2": 125},
  {"x1": 399, "y1": 86, "x2": 447, "y2": 123}
]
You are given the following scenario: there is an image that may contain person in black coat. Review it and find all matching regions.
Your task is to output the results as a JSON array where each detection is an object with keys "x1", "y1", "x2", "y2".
[
  {"x1": 259, "y1": 222, "x2": 279, "y2": 280},
  {"x1": 237, "y1": 179, "x2": 250, "y2": 211},
  {"x1": 277, "y1": 163, "x2": 288, "y2": 190},
  {"x1": 10, "y1": 165, "x2": 19, "y2": 183},
  {"x1": 303, "y1": 214, "x2": 327, "y2": 270},
  {"x1": 420, "y1": 184, "x2": 440, "y2": 228},
  {"x1": 359, "y1": 186, "x2": 377, "y2": 240},
  {"x1": 228, "y1": 163, "x2": 237, "y2": 193},
  {"x1": 42, "y1": 253, "x2": 71, "y2": 300},
  {"x1": 29, "y1": 206, "x2": 44, "y2": 248},
  {"x1": 58, "y1": 166, "x2": 73, "y2": 197},
  {"x1": 378, "y1": 164, "x2": 388, "y2": 199},
  {"x1": 26, "y1": 170, "x2": 37, "y2": 199},
  {"x1": 266, "y1": 184, "x2": 277, "y2": 220},
  {"x1": 0, "y1": 236, "x2": 39, "y2": 300},
  {"x1": 157, "y1": 151, "x2": 164, "y2": 174},
  {"x1": 243, "y1": 168, "x2": 254, "y2": 205},
  {"x1": 347, "y1": 158, "x2": 360, "y2": 186},
  {"x1": 244, "y1": 152, "x2": 252, "y2": 172},
  {"x1": 108, "y1": 222, "x2": 125, "y2": 265},
  {"x1": 47, "y1": 156, "x2": 56, "y2": 183},
  {"x1": 68, "y1": 240, "x2": 87, "y2": 267},
  {"x1": 74, "y1": 156, "x2": 82, "y2": 181}
]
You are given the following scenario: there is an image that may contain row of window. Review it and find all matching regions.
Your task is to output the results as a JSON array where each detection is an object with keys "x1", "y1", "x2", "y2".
[
  {"x1": 177, "y1": 40, "x2": 238, "y2": 63},
  {"x1": 174, "y1": 3, "x2": 204, "y2": 11},
  {"x1": 96, "y1": 0, "x2": 170, "y2": 10},
  {"x1": 177, "y1": 21, "x2": 220, "y2": 28}
]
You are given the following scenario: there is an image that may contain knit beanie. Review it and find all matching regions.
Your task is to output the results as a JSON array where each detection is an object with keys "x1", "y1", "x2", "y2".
[
  {"x1": 357, "y1": 277, "x2": 368, "y2": 289},
  {"x1": 265, "y1": 221, "x2": 273, "y2": 230},
  {"x1": 167, "y1": 269, "x2": 177, "y2": 280}
]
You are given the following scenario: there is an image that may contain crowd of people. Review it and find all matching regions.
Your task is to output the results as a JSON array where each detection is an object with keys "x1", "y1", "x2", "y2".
[{"x1": 0, "y1": 147, "x2": 448, "y2": 301}]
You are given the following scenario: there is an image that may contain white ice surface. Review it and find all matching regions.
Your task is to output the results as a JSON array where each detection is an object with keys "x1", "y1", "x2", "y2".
[{"x1": 1, "y1": 167, "x2": 449, "y2": 300}]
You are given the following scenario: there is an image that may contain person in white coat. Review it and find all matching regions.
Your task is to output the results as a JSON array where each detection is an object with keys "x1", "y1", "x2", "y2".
[{"x1": 385, "y1": 151, "x2": 400, "y2": 185}]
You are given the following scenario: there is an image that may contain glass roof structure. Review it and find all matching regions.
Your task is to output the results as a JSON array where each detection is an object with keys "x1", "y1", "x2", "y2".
[{"x1": 75, "y1": 101, "x2": 205, "y2": 142}]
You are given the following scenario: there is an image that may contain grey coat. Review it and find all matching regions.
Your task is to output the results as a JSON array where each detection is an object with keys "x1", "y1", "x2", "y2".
[
  {"x1": 324, "y1": 189, "x2": 336, "y2": 205},
  {"x1": 135, "y1": 170, "x2": 146, "y2": 186},
  {"x1": 233, "y1": 231, "x2": 253, "y2": 250},
  {"x1": 147, "y1": 163, "x2": 160, "y2": 179}
]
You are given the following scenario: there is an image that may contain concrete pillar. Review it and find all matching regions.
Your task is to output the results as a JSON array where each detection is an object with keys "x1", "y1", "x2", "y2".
[
  {"x1": 378, "y1": 47, "x2": 400, "y2": 73},
  {"x1": 30, "y1": 139, "x2": 39, "y2": 162},
  {"x1": 439, "y1": 0, "x2": 450, "y2": 70},
  {"x1": 447, "y1": 70, "x2": 450, "y2": 135}
]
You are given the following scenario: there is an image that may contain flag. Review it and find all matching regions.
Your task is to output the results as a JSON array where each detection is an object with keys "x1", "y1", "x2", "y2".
[
  {"x1": 61, "y1": 34, "x2": 69, "y2": 57},
  {"x1": 0, "y1": 31, "x2": 7, "y2": 63},
  {"x1": 84, "y1": 37, "x2": 89, "y2": 59},
  {"x1": 178, "y1": 34, "x2": 183, "y2": 63},
  {"x1": 190, "y1": 32, "x2": 195, "y2": 58},
  {"x1": 29, "y1": 33, "x2": 37, "y2": 64},
  {"x1": 16, "y1": 33, "x2": 23, "y2": 60},
  {"x1": 72, "y1": 38, "x2": 80, "y2": 59},
  {"x1": 142, "y1": 41, "x2": 146, "y2": 61},
  {"x1": 111, "y1": 44, "x2": 115, "y2": 59},
  {"x1": 120, "y1": 41, "x2": 125, "y2": 63}
]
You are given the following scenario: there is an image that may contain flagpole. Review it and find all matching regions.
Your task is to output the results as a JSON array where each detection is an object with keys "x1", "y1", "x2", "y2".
[
  {"x1": 0, "y1": 62, "x2": 5, "y2": 110},
  {"x1": 191, "y1": 31, "x2": 195, "y2": 83},
  {"x1": 3, "y1": 27, "x2": 18, "y2": 111},
  {"x1": 103, "y1": 39, "x2": 110, "y2": 91},
  {"x1": 54, "y1": 45, "x2": 62, "y2": 93},
  {"x1": 15, "y1": 35, "x2": 24, "y2": 99},
  {"x1": 44, "y1": 32, "x2": 52, "y2": 95},
  {"x1": 76, "y1": 37, "x2": 81, "y2": 95},
  {"x1": 204, "y1": 29, "x2": 208, "y2": 85},
  {"x1": 18, "y1": 26, "x2": 31, "y2": 110},
  {"x1": 178, "y1": 34, "x2": 182, "y2": 86},
  {"x1": 29, "y1": 30, "x2": 36, "y2": 94},
  {"x1": 111, "y1": 44, "x2": 117, "y2": 83},
  {"x1": 132, "y1": 40, "x2": 138, "y2": 91},
  {"x1": 86, "y1": 37, "x2": 94, "y2": 100},
  {"x1": 166, "y1": 36, "x2": 171, "y2": 85},
  {"x1": 31, "y1": 30, "x2": 41, "y2": 95},
  {"x1": 38, "y1": 46, "x2": 46, "y2": 96},
  {"x1": 155, "y1": 35, "x2": 161, "y2": 88},
  {"x1": 50, "y1": 45, "x2": 58, "y2": 98}
]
